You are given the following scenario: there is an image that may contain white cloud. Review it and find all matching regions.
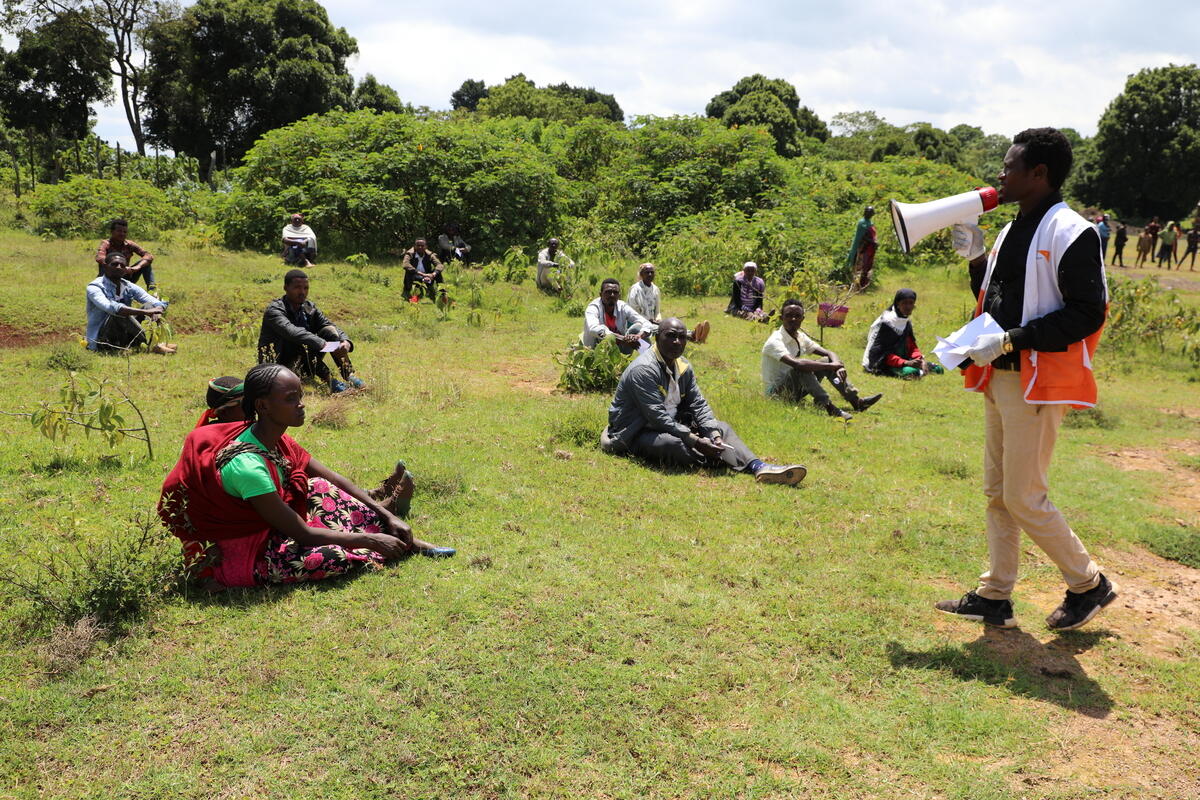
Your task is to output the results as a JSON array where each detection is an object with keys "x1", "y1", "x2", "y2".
[{"x1": 89, "y1": 0, "x2": 1200, "y2": 145}]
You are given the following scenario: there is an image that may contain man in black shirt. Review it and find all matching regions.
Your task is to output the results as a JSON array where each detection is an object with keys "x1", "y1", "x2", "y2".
[
  {"x1": 936, "y1": 128, "x2": 1117, "y2": 632},
  {"x1": 258, "y1": 269, "x2": 365, "y2": 394}
]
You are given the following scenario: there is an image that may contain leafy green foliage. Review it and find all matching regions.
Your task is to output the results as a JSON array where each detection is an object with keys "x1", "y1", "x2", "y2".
[
  {"x1": 1106, "y1": 276, "x2": 1200, "y2": 366},
  {"x1": 556, "y1": 337, "x2": 632, "y2": 393},
  {"x1": 221, "y1": 110, "x2": 563, "y2": 258},
  {"x1": 353, "y1": 74, "x2": 406, "y2": 114},
  {"x1": 1080, "y1": 64, "x2": 1200, "y2": 219},
  {"x1": 23, "y1": 372, "x2": 153, "y2": 457},
  {"x1": 27, "y1": 176, "x2": 186, "y2": 237},
  {"x1": 475, "y1": 74, "x2": 622, "y2": 123},
  {"x1": 141, "y1": 0, "x2": 358, "y2": 170},
  {"x1": 450, "y1": 78, "x2": 489, "y2": 111},
  {"x1": 705, "y1": 74, "x2": 829, "y2": 154}
]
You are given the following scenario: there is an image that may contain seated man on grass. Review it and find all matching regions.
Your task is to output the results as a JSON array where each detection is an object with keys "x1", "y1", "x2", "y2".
[
  {"x1": 95, "y1": 217, "x2": 156, "y2": 292},
  {"x1": 761, "y1": 299, "x2": 881, "y2": 420},
  {"x1": 601, "y1": 318, "x2": 806, "y2": 485},
  {"x1": 257, "y1": 269, "x2": 364, "y2": 394},
  {"x1": 402, "y1": 238, "x2": 444, "y2": 300},
  {"x1": 436, "y1": 223, "x2": 471, "y2": 264},
  {"x1": 626, "y1": 263, "x2": 710, "y2": 344},
  {"x1": 582, "y1": 278, "x2": 657, "y2": 353},
  {"x1": 726, "y1": 261, "x2": 772, "y2": 322},
  {"x1": 281, "y1": 213, "x2": 317, "y2": 266},
  {"x1": 85, "y1": 252, "x2": 175, "y2": 354},
  {"x1": 536, "y1": 237, "x2": 574, "y2": 293}
]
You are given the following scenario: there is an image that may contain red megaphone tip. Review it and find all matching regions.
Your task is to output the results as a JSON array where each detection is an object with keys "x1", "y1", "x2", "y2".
[{"x1": 977, "y1": 186, "x2": 999, "y2": 212}]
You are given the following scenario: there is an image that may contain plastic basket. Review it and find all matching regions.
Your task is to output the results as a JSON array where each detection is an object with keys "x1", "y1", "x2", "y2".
[{"x1": 817, "y1": 303, "x2": 850, "y2": 328}]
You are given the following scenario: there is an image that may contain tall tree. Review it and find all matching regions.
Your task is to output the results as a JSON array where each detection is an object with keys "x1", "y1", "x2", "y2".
[
  {"x1": 0, "y1": 11, "x2": 111, "y2": 140},
  {"x1": 705, "y1": 74, "x2": 828, "y2": 156},
  {"x1": 545, "y1": 82, "x2": 623, "y2": 122},
  {"x1": 353, "y1": 74, "x2": 405, "y2": 114},
  {"x1": 1082, "y1": 64, "x2": 1200, "y2": 219},
  {"x1": 141, "y1": 0, "x2": 357, "y2": 173},
  {"x1": 474, "y1": 74, "x2": 622, "y2": 124},
  {"x1": 4, "y1": 0, "x2": 160, "y2": 154},
  {"x1": 450, "y1": 78, "x2": 487, "y2": 111}
]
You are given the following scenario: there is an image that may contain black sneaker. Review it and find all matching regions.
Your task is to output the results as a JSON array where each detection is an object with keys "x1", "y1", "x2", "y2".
[
  {"x1": 1046, "y1": 573, "x2": 1118, "y2": 632},
  {"x1": 853, "y1": 393, "x2": 883, "y2": 412},
  {"x1": 934, "y1": 590, "x2": 1017, "y2": 628},
  {"x1": 824, "y1": 403, "x2": 852, "y2": 420}
]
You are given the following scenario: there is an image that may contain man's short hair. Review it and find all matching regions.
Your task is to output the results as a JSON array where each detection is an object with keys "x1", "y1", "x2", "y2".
[
  {"x1": 414, "y1": 237, "x2": 427, "y2": 245},
  {"x1": 284, "y1": 269, "x2": 308, "y2": 286},
  {"x1": 601, "y1": 278, "x2": 620, "y2": 290},
  {"x1": 105, "y1": 251, "x2": 128, "y2": 265},
  {"x1": 1012, "y1": 128, "x2": 1073, "y2": 191},
  {"x1": 109, "y1": 218, "x2": 128, "y2": 231},
  {"x1": 781, "y1": 298, "x2": 804, "y2": 313}
]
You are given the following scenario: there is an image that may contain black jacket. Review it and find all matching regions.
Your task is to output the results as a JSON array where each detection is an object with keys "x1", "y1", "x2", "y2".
[{"x1": 257, "y1": 297, "x2": 349, "y2": 362}]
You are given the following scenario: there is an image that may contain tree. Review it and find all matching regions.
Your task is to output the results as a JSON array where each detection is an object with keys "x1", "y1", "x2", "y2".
[
  {"x1": 1083, "y1": 64, "x2": 1200, "y2": 219},
  {"x1": 722, "y1": 90, "x2": 800, "y2": 156},
  {"x1": 906, "y1": 122, "x2": 961, "y2": 168},
  {"x1": 450, "y1": 78, "x2": 488, "y2": 111},
  {"x1": 474, "y1": 74, "x2": 622, "y2": 124},
  {"x1": 4, "y1": 0, "x2": 160, "y2": 155},
  {"x1": 141, "y1": 0, "x2": 357, "y2": 174},
  {"x1": 353, "y1": 74, "x2": 405, "y2": 114},
  {"x1": 705, "y1": 74, "x2": 829, "y2": 155},
  {"x1": 0, "y1": 11, "x2": 111, "y2": 140}
]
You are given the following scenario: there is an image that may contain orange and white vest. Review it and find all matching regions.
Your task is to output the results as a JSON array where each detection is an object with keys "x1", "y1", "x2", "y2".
[{"x1": 963, "y1": 202, "x2": 1107, "y2": 408}]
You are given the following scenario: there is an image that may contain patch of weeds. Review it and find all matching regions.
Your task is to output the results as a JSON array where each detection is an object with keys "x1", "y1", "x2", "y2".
[
  {"x1": 1141, "y1": 523, "x2": 1200, "y2": 568},
  {"x1": 555, "y1": 338, "x2": 632, "y2": 393},
  {"x1": 550, "y1": 405, "x2": 606, "y2": 448},
  {"x1": 0, "y1": 512, "x2": 180, "y2": 637},
  {"x1": 927, "y1": 455, "x2": 972, "y2": 480},
  {"x1": 37, "y1": 615, "x2": 105, "y2": 675},
  {"x1": 419, "y1": 466, "x2": 465, "y2": 499},
  {"x1": 469, "y1": 555, "x2": 493, "y2": 570},
  {"x1": 45, "y1": 344, "x2": 93, "y2": 372},
  {"x1": 1172, "y1": 452, "x2": 1200, "y2": 472},
  {"x1": 310, "y1": 398, "x2": 350, "y2": 430},
  {"x1": 1062, "y1": 406, "x2": 1120, "y2": 430}
]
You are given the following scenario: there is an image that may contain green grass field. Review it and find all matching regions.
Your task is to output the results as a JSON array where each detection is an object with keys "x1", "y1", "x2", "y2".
[{"x1": 0, "y1": 230, "x2": 1198, "y2": 798}]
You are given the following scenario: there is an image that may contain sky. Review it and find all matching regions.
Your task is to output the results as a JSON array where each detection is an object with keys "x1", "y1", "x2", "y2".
[{"x1": 91, "y1": 0, "x2": 1200, "y2": 149}]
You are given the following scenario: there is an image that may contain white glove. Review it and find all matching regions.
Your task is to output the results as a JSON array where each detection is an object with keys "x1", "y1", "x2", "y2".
[
  {"x1": 951, "y1": 222, "x2": 986, "y2": 260},
  {"x1": 966, "y1": 332, "x2": 1006, "y2": 367}
]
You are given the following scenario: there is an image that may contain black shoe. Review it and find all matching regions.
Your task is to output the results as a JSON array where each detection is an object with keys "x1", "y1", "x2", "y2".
[
  {"x1": 824, "y1": 403, "x2": 852, "y2": 420},
  {"x1": 1046, "y1": 573, "x2": 1118, "y2": 632},
  {"x1": 934, "y1": 590, "x2": 1017, "y2": 628},
  {"x1": 853, "y1": 392, "x2": 883, "y2": 412}
]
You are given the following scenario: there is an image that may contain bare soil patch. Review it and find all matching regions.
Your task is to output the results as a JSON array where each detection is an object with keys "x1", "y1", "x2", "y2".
[
  {"x1": 0, "y1": 322, "x2": 75, "y2": 348},
  {"x1": 489, "y1": 356, "x2": 558, "y2": 395},
  {"x1": 1103, "y1": 440, "x2": 1200, "y2": 519}
]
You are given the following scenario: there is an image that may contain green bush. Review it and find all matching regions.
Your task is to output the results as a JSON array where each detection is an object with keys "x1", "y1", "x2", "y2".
[
  {"x1": 556, "y1": 337, "x2": 633, "y2": 393},
  {"x1": 221, "y1": 109, "x2": 564, "y2": 260},
  {"x1": 27, "y1": 176, "x2": 188, "y2": 238}
]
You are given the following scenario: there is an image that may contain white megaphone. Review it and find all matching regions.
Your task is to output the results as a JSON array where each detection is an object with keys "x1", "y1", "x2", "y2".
[{"x1": 890, "y1": 187, "x2": 999, "y2": 254}]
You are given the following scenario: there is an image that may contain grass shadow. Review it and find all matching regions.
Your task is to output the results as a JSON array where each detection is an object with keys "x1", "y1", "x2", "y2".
[{"x1": 886, "y1": 627, "x2": 1114, "y2": 717}]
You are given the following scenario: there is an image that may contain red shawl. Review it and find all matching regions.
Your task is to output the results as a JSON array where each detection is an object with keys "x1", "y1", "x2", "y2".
[{"x1": 158, "y1": 421, "x2": 311, "y2": 587}]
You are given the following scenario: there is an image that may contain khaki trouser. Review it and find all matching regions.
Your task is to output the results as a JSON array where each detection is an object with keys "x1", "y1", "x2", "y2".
[{"x1": 976, "y1": 369, "x2": 1101, "y2": 600}]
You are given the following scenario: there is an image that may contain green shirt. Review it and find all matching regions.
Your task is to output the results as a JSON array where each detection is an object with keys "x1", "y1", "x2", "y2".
[{"x1": 220, "y1": 428, "x2": 279, "y2": 500}]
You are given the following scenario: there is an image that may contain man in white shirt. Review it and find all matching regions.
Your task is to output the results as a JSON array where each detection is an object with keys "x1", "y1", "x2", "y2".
[
  {"x1": 626, "y1": 262, "x2": 710, "y2": 344},
  {"x1": 761, "y1": 299, "x2": 881, "y2": 419},
  {"x1": 582, "y1": 278, "x2": 655, "y2": 352},
  {"x1": 537, "y1": 238, "x2": 574, "y2": 292}
]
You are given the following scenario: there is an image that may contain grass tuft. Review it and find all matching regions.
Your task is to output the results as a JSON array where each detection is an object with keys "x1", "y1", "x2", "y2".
[{"x1": 1141, "y1": 522, "x2": 1200, "y2": 568}]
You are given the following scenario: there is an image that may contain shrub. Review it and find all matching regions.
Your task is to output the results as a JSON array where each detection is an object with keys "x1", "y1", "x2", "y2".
[
  {"x1": 221, "y1": 110, "x2": 563, "y2": 260},
  {"x1": 26, "y1": 176, "x2": 188, "y2": 237},
  {"x1": 45, "y1": 344, "x2": 93, "y2": 372},
  {"x1": 556, "y1": 337, "x2": 632, "y2": 393}
]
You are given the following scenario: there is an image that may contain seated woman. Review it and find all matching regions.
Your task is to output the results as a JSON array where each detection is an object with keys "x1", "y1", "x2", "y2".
[
  {"x1": 160, "y1": 364, "x2": 451, "y2": 589},
  {"x1": 861, "y1": 288, "x2": 945, "y2": 378}
]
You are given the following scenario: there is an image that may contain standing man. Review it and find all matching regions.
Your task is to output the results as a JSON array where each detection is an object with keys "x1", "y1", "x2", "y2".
[
  {"x1": 281, "y1": 213, "x2": 317, "y2": 266},
  {"x1": 402, "y1": 238, "x2": 444, "y2": 300},
  {"x1": 943, "y1": 128, "x2": 1116, "y2": 632},
  {"x1": 1095, "y1": 215, "x2": 1110, "y2": 264},
  {"x1": 601, "y1": 318, "x2": 806, "y2": 485},
  {"x1": 536, "y1": 237, "x2": 574, "y2": 293},
  {"x1": 846, "y1": 205, "x2": 878, "y2": 290},
  {"x1": 1183, "y1": 225, "x2": 1199, "y2": 271},
  {"x1": 258, "y1": 269, "x2": 365, "y2": 394},
  {"x1": 96, "y1": 218, "x2": 156, "y2": 292},
  {"x1": 1112, "y1": 220, "x2": 1127, "y2": 268},
  {"x1": 86, "y1": 252, "x2": 174, "y2": 353},
  {"x1": 582, "y1": 278, "x2": 655, "y2": 353}
]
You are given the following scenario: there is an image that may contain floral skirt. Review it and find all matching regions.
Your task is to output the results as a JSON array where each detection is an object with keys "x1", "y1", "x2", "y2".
[{"x1": 252, "y1": 477, "x2": 387, "y2": 584}]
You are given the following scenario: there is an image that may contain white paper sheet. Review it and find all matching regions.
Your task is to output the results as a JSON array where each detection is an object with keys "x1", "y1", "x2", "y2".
[
  {"x1": 933, "y1": 312, "x2": 1003, "y2": 370},
  {"x1": 320, "y1": 341, "x2": 342, "y2": 353}
]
